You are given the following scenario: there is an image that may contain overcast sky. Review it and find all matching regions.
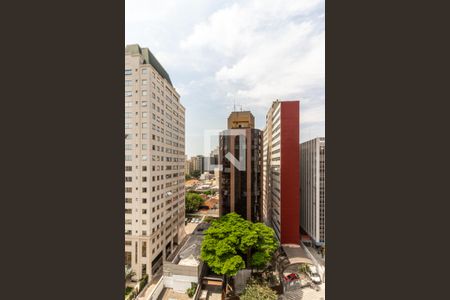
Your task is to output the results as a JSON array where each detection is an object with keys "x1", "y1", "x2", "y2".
[{"x1": 126, "y1": 0, "x2": 324, "y2": 157}]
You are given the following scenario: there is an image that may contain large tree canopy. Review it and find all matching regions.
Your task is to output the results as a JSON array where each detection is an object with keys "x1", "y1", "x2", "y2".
[{"x1": 200, "y1": 213, "x2": 278, "y2": 277}]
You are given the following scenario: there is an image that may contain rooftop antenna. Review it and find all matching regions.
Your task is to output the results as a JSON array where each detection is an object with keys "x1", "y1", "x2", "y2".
[{"x1": 233, "y1": 99, "x2": 236, "y2": 112}]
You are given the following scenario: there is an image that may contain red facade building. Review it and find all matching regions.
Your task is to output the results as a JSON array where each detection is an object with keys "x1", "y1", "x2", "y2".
[{"x1": 262, "y1": 100, "x2": 300, "y2": 244}]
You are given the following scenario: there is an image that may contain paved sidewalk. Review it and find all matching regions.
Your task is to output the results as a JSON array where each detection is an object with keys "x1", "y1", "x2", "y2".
[{"x1": 137, "y1": 270, "x2": 163, "y2": 300}]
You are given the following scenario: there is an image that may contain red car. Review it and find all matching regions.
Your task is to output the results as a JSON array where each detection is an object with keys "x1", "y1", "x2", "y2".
[{"x1": 284, "y1": 273, "x2": 300, "y2": 283}]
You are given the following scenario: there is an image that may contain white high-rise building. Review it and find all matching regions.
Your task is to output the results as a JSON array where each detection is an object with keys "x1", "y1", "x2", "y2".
[
  {"x1": 300, "y1": 137, "x2": 325, "y2": 246},
  {"x1": 125, "y1": 44, "x2": 186, "y2": 280}
]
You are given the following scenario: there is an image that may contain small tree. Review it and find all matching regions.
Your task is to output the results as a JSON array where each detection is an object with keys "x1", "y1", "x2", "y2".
[
  {"x1": 186, "y1": 283, "x2": 198, "y2": 298},
  {"x1": 298, "y1": 263, "x2": 310, "y2": 274},
  {"x1": 185, "y1": 192, "x2": 204, "y2": 213},
  {"x1": 240, "y1": 280, "x2": 277, "y2": 300},
  {"x1": 190, "y1": 170, "x2": 201, "y2": 178}
]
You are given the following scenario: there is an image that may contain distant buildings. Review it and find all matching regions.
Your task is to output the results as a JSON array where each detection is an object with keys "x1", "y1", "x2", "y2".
[
  {"x1": 185, "y1": 155, "x2": 191, "y2": 176},
  {"x1": 190, "y1": 155, "x2": 205, "y2": 175},
  {"x1": 219, "y1": 111, "x2": 263, "y2": 222},
  {"x1": 262, "y1": 100, "x2": 300, "y2": 244},
  {"x1": 300, "y1": 137, "x2": 325, "y2": 246},
  {"x1": 125, "y1": 44, "x2": 186, "y2": 280},
  {"x1": 205, "y1": 146, "x2": 219, "y2": 174}
]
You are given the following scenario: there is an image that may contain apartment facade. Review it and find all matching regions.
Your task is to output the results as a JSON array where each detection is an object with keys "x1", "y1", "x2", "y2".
[
  {"x1": 190, "y1": 155, "x2": 205, "y2": 174},
  {"x1": 300, "y1": 137, "x2": 325, "y2": 246},
  {"x1": 125, "y1": 44, "x2": 186, "y2": 280},
  {"x1": 219, "y1": 111, "x2": 263, "y2": 222},
  {"x1": 262, "y1": 100, "x2": 300, "y2": 244}
]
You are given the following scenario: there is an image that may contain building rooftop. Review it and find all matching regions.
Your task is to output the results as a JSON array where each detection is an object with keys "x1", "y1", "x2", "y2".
[
  {"x1": 227, "y1": 111, "x2": 255, "y2": 129},
  {"x1": 125, "y1": 44, "x2": 173, "y2": 86}
]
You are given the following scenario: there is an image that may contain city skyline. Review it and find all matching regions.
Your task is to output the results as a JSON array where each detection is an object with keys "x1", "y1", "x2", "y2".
[{"x1": 126, "y1": 0, "x2": 325, "y2": 157}]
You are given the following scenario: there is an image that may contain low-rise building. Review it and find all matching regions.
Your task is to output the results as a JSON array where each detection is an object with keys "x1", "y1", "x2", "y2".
[{"x1": 163, "y1": 223, "x2": 210, "y2": 293}]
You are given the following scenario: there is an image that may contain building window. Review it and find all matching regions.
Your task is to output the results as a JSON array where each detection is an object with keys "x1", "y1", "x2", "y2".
[
  {"x1": 142, "y1": 69, "x2": 148, "y2": 75},
  {"x1": 142, "y1": 90, "x2": 148, "y2": 96},
  {"x1": 125, "y1": 91, "x2": 132, "y2": 97},
  {"x1": 125, "y1": 69, "x2": 132, "y2": 75}
]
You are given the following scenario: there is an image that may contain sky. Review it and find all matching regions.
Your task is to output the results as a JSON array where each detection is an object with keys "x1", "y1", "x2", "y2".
[{"x1": 126, "y1": 0, "x2": 325, "y2": 158}]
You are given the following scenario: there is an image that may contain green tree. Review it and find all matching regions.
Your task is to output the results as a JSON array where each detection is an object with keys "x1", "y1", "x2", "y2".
[
  {"x1": 240, "y1": 280, "x2": 277, "y2": 300},
  {"x1": 200, "y1": 213, "x2": 278, "y2": 277},
  {"x1": 185, "y1": 192, "x2": 204, "y2": 213},
  {"x1": 185, "y1": 174, "x2": 192, "y2": 180},
  {"x1": 190, "y1": 170, "x2": 201, "y2": 178},
  {"x1": 249, "y1": 223, "x2": 279, "y2": 271}
]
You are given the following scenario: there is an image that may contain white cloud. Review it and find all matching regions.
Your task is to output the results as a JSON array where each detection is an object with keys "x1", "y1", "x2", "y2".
[
  {"x1": 181, "y1": 0, "x2": 325, "y2": 115},
  {"x1": 126, "y1": 0, "x2": 325, "y2": 155}
]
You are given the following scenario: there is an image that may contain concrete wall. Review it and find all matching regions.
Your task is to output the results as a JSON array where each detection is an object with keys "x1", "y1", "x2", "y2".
[{"x1": 163, "y1": 262, "x2": 202, "y2": 292}]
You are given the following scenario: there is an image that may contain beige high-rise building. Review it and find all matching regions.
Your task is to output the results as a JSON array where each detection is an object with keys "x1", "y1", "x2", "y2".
[
  {"x1": 227, "y1": 111, "x2": 255, "y2": 129},
  {"x1": 125, "y1": 44, "x2": 186, "y2": 280},
  {"x1": 219, "y1": 111, "x2": 263, "y2": 222}
]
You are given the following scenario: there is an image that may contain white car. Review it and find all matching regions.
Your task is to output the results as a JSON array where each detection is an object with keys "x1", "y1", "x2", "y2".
[
  {"x1": 308, "y1": 265, "x2": 321, "y2": 284},
  {"x1": 309, "y1": 272, "x2": 321, "y2": 284}
]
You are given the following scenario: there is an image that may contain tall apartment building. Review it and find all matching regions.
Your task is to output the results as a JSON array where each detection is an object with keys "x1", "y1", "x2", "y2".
[
  {"x1": 262, "y1": 100, "x2": 300, "y2": 244},
  {"x1": 219, "y1": 111, "x2": 262, "y2": 222},
  {"x1": 300, "y1": 137, "x2": 325, "y2": 246},
  {"x1": 125, "y1": 44, "x2": 186, "y2": 280},
  {"x1": 190, "y1": 155, "x2": 205, "y2": 174}
]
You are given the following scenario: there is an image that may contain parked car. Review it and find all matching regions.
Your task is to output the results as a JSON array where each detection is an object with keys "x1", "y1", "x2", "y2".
[
  {"x1": 308, "y1": 265, "x2": 321, "y2": 284},
  {"x1": 284, "y1": 273, "x2": 300, "y2": 283}
]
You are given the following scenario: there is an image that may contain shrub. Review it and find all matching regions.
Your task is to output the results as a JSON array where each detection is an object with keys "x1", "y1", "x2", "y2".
[
  {"x1": 240, "y1": 281, "x2": 277, "y2": 300},
  {"x1": 139, "y1": 274, "x2": 149, "y2": 291},
  {"x1": 186, "y1": 283, "x2": 198, "y2": 298}
]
